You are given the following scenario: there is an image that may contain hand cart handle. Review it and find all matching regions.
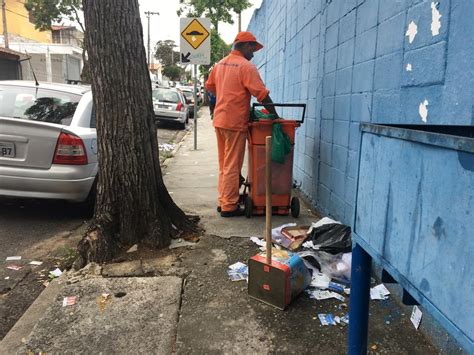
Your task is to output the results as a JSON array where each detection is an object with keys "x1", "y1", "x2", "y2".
[
  {"x1": 265, "y1": 135, "x2": 272, "y2": 265},
  {"x1": 251, "y1": 103, "x2": 306, "y2": 123}
]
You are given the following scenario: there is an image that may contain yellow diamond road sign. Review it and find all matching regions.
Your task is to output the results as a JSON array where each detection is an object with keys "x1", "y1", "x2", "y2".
[{"x1": 181, "y1": 19, "x2": 210, "y2": 50}]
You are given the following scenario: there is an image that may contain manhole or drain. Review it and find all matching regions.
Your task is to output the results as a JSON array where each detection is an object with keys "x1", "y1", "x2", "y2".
[{"x1": 114, "y1": 292, "x2": 127, "y2": 298}]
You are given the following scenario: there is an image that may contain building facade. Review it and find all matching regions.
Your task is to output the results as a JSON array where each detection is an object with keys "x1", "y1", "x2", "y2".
[
  {"x1": 0, "y1": 0, "x2": 52, "y2": 44},
  {"x1": 247, "y1": 0, "x2": 473, "y2": 352}
]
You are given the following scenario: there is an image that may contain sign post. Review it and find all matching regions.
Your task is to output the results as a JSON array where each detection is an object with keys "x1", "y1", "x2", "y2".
[{"x1": 180, "y1": 17, "x2": 211, "y2": 150}]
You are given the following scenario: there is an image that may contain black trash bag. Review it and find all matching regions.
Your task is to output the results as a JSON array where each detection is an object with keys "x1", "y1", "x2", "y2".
[{"x1": 305, "y1": 223, "x2": 352, "y2": 254}]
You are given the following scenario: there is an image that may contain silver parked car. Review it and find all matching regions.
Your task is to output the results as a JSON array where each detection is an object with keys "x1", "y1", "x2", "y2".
[
  {"x1": 152, "y1": 87, "x2": 189, "y2": 129},
  {"x1": 0, "y1": 81, "x2": 97, "y2": 206},
  {"x1": 178, "y1": 88, "x2": 195, "y2": 118}
]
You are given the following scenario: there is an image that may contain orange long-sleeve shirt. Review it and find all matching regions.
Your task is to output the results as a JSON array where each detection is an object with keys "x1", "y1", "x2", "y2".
[{"x1": 205, "y1": 50, "x2": 270, "y2": 132}]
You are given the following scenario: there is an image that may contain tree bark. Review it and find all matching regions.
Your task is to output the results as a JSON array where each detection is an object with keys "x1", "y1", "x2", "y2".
[{"x1": 77, "y1": 0, "x2": 195, "y2": 266}]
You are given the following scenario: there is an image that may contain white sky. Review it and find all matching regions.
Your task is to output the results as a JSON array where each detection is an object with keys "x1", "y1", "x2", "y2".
[{"x1": 138, "y1": 0, "x2": 263, "y2": 53}]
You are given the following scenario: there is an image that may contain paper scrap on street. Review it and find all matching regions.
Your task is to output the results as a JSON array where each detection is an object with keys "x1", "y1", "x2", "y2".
[
  {"x1": 62, "y1": 296, "x2": 77, "y2": 307},
  {"x1": 328, "y1": 281, "x2": 345, "y2": 293},
  {"x1": 126, "y1": 244, "x2": 138, "y2": 253},
  {"x1": 411, "y1": 305, "x2": 423, "y2": 329},
  {"x1": 307, "y1": 289, "x2": 345, "y2": 302},
  {"x1": 5, "y1": 276, "x2": 10, "y2": 280},
  {"x1": 50, "y1": 268, "x2": 63, "y2": 278},
  {"x1": 159, "y1": 143, "x2": 176, "y2": 152},
  {"x1": 250, "y1": 236, "x2": 265, "y2": 247},
  {"x1": 6, "y1": 265, "x2": 22, "y2": 271},
  {"x1": 370, "y1": 284, "x2": 390, "y2": 300},
  {"x1": 318, "y1": 313, "x2": 337, "y2": 326},
  {"x1": 6, "y1": 256, "x2": 21, "y2": 261},
  {"x1": 227, "y1": 262, "x2": 248, "y2": 282},
  {"x1": 228, "y1": 272, "x2": 247, "y2": 282},
  {"x1": 340, "y1": 313, "x2": 349, "y2": 325},
  {"x1": 29, "y1": 261, "x2": 43, "y2": 266},
  {"x1": 310, "y1": 272, "x2": 331, "y2": 289},
  {"x1": 229, "y1": 262, "x2": 247, "y2": 271}
]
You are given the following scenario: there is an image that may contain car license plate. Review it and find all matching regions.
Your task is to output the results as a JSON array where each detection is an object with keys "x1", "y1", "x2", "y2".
[{"x1": 0, "y1": 142, "x2": 15, "y2": 158}]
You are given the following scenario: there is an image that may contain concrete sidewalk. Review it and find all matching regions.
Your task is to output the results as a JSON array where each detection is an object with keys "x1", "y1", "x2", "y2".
[
  {"x1": 164, "y1": 109, "x2": 317, "y2": 238},
  {"x1": 0, "y1": 109, "x2": 439, "y2": 354}
]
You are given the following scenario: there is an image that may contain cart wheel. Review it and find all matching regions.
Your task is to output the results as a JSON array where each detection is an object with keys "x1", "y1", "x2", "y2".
[
  {"x1": 290, "y1": 197, "x2": 300, "y2": 218},
  {"x1": 244, "y1": 196, "x2": 253, "y2": 218}
]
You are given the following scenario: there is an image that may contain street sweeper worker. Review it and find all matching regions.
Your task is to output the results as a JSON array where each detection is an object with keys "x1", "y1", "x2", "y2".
[{"x1": 205, "y1": 31, "x2": 278, "y2": 217}]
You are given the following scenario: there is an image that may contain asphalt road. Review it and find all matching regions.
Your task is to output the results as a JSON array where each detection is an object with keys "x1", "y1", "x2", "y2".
[{"x1": 0, "y1": 121, "x2": 191, "y2": 339}]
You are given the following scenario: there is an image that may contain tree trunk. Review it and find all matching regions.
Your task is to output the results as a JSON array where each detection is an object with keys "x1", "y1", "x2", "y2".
[{"x1": 77, "y1": 0, "x2": 195, "y2": 266}]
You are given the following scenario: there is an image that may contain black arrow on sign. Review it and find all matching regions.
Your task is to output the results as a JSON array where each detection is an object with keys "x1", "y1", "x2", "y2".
[{"x1": 181, "y1": 52, "x2": 191, "y2": 63}]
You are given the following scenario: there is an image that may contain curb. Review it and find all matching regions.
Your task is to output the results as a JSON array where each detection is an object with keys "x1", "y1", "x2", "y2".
[{"x1": 0, "y1": 278, "x2": 63, "y2": 353}]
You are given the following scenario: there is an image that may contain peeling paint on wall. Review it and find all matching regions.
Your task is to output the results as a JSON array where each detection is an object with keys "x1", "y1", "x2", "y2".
[
  {"x1": 419, "y1": 99, "x2": 429, "y2": 122},
  {"x1": 406, "y1": 21, "x2": 418, "y2": 43},
  {"x1": 431, "y1": 2, "x2": 442, "y2": 36},
  {"x1": 406, "y1": 63, "x2": 413, "y2": 71}
]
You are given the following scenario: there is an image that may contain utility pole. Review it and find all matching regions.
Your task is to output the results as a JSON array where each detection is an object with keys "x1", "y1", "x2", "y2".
[
  {"x1": 144, "y1": 11, "x2": 159, "y2": 66},
  {"x1": 2, "y1": 0, "x2": 9, "y2": 48},
  {"x1": 237, "y1": 11, "x2": 241, "y2": 32},
  {"x1": 171, "y1": 44, "x2": 174, "y2": 65}
]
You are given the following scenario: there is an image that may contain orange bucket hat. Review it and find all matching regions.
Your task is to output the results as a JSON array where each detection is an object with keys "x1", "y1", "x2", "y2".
[{"x1": 233, "y1": 31, "x2": 263, "y2": 51}]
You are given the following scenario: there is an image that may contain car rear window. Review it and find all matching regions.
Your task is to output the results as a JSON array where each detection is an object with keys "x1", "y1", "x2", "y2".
[
  {"x1": 152, "y1": 89, "x2": 180, "y2": 103},
  {"x1": 182, "y1": 91, "x2": 193, "y2": 99},
  {"x1": 0, "y1": 85, "x2": 81, "y2": 126}
]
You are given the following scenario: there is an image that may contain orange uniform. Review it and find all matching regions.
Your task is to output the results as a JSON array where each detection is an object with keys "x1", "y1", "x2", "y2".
[{"x1": 205, "y1": 50, "x2": 269, "y2": 212}]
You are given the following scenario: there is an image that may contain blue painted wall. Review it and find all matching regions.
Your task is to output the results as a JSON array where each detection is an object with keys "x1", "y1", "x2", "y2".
[
  {"x1": 247, "y1": 0, "x2": 474, "y2": 224},
  {"x1": 247, "y1": 0, "x2": 474, "y2": 351}
]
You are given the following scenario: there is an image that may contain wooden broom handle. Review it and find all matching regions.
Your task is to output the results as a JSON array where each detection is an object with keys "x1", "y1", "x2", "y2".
[{"x1": 265, "y1": 136, "x2": 272, "y2": 265}]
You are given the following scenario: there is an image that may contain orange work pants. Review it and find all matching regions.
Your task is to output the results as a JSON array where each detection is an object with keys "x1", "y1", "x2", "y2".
[{"x1": 215, "y1": 127, "x2": 247, "y2": 212}]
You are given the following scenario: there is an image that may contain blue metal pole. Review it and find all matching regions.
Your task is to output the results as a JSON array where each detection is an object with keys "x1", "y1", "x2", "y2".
[{"x1": 348, "y1": 243, "x2": 372, "y2": 355}]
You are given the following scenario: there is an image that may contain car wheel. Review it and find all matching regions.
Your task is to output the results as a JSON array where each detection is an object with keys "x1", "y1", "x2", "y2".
[
  {"x1": 186, "y1": 115, "x2": 189, "y2": 124},
  {"x1": 178, "y1": 120, "x2": 186, "y2": 130}
]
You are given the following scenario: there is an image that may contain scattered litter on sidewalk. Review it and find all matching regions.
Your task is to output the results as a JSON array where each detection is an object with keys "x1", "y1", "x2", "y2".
[
  {"x1": 310, "y1": 272, "x2": 331, "y2": 289},
  {"x1": 298, "y1": 250, "x2": 352, "y2": 282},
  {"x1": 340, "y1": 313, "x2": 349, "y2": 325},
  {"x1": 49, "y1": 268, "x2": 63, "y2": 278},
  {"x1": 370, "y1": 284, "x2": 390, "y2": 300},
  {"x1": 29, "y1": 261, "x2": 43, "y2": 266},
  {"x1": 302, "y1": 218, "x2": 352, "y2": 254},
  {"x1": 97, "y1": 293, "x2": 112, "y2": 312},
  {"x1": 227, "y1": 262, "x2": 248, "y2": 282},
  {"x1": 6, "y1": 265, "x2": 22, "y2": 271},
  {"x1": 5, "y1": 256, "x2": 22, "y2": 261},
  {"x1": 272, "y1": 224, "x2": 309, "y2": 250},
  {"x1": 126, "y1": 244, "x2": 138, "y2": 253},
  {"x1": 344, "y1": 287, "x2": 350, "y2": 295},
  {"x1": 62, "y1": 296, "x2": 77, "y2": 307},
  {"x1": 306, "y1": 289, "x2": 345, "y2": 302},
  {"x1": 318, "y1": 313, "x2": 337, "y2": 326},
  {"x1": 169, "y1": 238, "x2": 196, "y2": 249},
  {"x1": 328, "y1": 281, "x2": 345, "y2": 294},
  {"x1": 250, "y1": 236, "x2": 266, "y2": 250},
  {"x1": 411, "y1": 305, "x2": 423, "y2": 329},
  {"x1": 5, "y1": 276, "x2": 10, "y2": 280},
  {"x1": 159, "y1": 143, "x2": 176, "y2": 152}
]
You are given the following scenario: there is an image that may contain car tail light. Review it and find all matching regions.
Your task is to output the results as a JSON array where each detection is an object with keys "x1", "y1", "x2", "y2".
[
  {"x1": 52, "y1": 132, "x2": 88, "y2": 165},
  {"x1": 176, "y1": 102, "x2": 185, "y2": 112}
]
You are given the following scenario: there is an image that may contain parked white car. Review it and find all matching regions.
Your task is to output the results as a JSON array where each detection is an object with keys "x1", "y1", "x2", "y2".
[
  {"x1": 0, "y1": 81, "x2": 97, "y2": 206},
  {"x1": 152, "y1": 87, "x2": 189, "y2": 129}
]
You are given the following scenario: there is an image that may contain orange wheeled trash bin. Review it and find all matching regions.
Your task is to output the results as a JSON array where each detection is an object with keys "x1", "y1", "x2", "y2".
[{"x1": 242, "y1": 103, "x2": 306, "y2": 218}]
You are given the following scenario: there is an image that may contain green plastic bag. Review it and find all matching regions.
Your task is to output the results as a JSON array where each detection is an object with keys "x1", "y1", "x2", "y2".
[
  {"x1": 250, "y1": 108, "x2": 276, "y2": 120},
  {"x1": 271, "y1": 123, "x2": 291, "y2": 164}
]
